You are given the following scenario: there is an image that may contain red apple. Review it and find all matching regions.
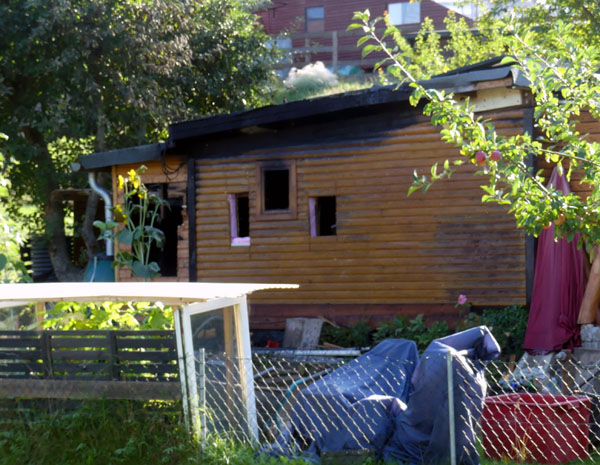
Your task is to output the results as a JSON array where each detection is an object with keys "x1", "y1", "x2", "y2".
[
  {"x1": 554, "y1": 214, "x2": 566, "y2": 226},
  {"x1": 475, "y1": 151, "x2": 487, "y2": 165},
  {"x1": 490, "y1": 150, "x2": 502, "y2": 162}
]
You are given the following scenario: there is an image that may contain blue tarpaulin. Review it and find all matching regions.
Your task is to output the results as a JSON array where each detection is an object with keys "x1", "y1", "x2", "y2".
[{"x1": 268, "y1": 326, "x2": 500, "y2": 464}]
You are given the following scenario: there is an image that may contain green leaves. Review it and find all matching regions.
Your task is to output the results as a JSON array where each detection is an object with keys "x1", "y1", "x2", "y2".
[
  {"x1": 95, "y1": 166, "x2": 169, "y2": 280},
  {"x1": 132, "y1": 261, "x2": 160, "y2": 279},
  {"x1": 43, "y1": 300, "x2": 173, "y2": 330},
  {"x1": 361, "y1": 44, "x2": 381, "y2": 58},
  {"x1": 350, "y1": 2, "x2": 600, "y2": 249},
  {"x1": 116, "y1": 228, "x2": 134, "y2": 246}
]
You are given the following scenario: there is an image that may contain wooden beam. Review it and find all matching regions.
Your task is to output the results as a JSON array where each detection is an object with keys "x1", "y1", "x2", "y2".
[
  {"x1": 0, "y1": 379, "x2": 181, "y2": 400},
  {"x1": 187, "y1": 157, "x2": 197, "y2": 282},
  {"x1": 523, "y1": 107, "x2": 536, "y2": 306}
]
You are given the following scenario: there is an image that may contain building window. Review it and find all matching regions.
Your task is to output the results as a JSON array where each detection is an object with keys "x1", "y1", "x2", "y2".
[
  {"x1": 264, "y1": 169, "x2": 290, "y2": 210},
  {"x1": 388, "y1": 2, "x2": 420, "y2": 25},
  {"x1": 257, "y1": 161, "x2": 297, "y2": 220},
  {"x1": 306, "y1": 6, "x2": 325, "y2": 32},
  {"x1": 228, "y1": 193, "x2": 250, "y2": 246},
  {"x1": 310, "y1": 196, "x2": 336, "y2": 237}
]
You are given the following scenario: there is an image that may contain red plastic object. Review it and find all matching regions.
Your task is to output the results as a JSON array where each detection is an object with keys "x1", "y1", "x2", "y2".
[{"x1": 482, "y1": 393, "x2": 590, "y2": 464}]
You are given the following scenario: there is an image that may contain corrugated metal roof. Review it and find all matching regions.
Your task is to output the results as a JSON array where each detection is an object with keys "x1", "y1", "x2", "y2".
[{"x1": 0, "y1": 282, "x2": 299, "y2": 308}]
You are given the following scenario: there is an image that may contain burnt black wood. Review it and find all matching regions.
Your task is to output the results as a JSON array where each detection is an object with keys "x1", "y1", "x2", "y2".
[
  {"x1": 187, "y1": 156, "x2": 197, "y2": 282},
  {"x1": 187, "y1": 106, "x2": 427, "y2": 161},
  {"x1": 170, "y1": 86, "x2": 414, "y2": 143}
]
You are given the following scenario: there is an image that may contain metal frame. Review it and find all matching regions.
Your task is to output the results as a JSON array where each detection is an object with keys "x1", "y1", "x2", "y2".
[{"x1": 176, "y1": 295, "x2": 259, "y2": 443}]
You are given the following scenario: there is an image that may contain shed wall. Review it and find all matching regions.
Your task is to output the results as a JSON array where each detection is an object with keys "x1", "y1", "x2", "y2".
[{"x1": 193, "y1": 108, "x2": 528, "y2": 325}]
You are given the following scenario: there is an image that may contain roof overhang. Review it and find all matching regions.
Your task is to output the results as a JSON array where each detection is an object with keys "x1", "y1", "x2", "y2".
[
  {"x1": 78, "y1": 143, "x2": 166, "y2": 171},
  {"x1": 0, "y1": 282, "x2": 299, "y2": 309},
  {"x1": 77, "y1": 57, "x2": 529, "y2": 170}
]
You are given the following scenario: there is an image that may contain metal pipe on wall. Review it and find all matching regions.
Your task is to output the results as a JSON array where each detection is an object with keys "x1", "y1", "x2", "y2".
[{"x1": 88, "y1": 172, "x2": 114, "y2": 257}]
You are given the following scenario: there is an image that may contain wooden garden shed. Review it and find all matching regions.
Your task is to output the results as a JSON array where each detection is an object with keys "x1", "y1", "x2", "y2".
[{"x1": 79, "y1": 59, "x2": 538, "y2": 330}]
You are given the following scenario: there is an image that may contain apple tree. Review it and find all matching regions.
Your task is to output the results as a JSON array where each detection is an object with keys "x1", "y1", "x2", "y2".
[{"x1": 350, "y1": 2, "x2": 600, "y2": 324}]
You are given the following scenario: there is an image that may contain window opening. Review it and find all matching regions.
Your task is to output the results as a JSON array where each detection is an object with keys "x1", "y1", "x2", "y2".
[
  {"x1": 264, "y1": 169, "x2": 289, "y2": 211},
  {"x1": 388, "y1": 2, "x2": 420, "y2": 25},
  {"x1": 306, "y1": 6, "x2": 325, "y2": 32},
  {"x1": 310, "y1": 196, "x2": 336, "y2": 237},
  {"x1": 229, "y1": 193, "x2": 250, "y2": 246}
]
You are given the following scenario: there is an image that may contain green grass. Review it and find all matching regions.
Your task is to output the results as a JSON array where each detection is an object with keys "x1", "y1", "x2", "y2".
[
  {"x1": 0, "y1": 400, "x2": 195, "y2": 465},
  {"x1": 268, "y1": 76, "x2": 376, "y2": 106},
  {"x1": 0, "y1": 400, "x2": 311, "y2": 465},
  {"x1": 1, "y1": 400, "x2": 597, "y2": 465}
]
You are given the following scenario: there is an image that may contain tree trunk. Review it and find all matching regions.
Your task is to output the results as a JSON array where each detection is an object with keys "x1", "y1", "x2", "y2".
[
  {"x1": 23, "y1": 126, "x2": 83, "y2": 282},
  {"x1": 81, "y1": 190, "x2": 103, "y2": 260},
  {"x1": 47, "y1": 191, "x2": 83, "y2": 281},
  {"x1": 578, "y1": 246, "x2": 600, "y2": 324}
]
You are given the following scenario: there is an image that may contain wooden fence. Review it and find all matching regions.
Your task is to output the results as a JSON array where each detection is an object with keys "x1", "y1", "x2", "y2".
[{"x1": 0, "y1": 330, "x2": 181, "y2": 400}]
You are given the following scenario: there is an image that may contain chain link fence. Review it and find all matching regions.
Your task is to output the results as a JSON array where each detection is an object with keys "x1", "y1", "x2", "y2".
[{"x1": 193, "y1": 345, "x2": 600, "y2": 464}]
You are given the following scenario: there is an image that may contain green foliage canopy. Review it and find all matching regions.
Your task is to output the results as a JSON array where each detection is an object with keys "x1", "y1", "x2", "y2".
[
  {"x1": 351, "y1": 3, "x2": 600, "y2": 249},
  {"x1": 0, "y1": 0, "x2": 279, "y2": 280}
]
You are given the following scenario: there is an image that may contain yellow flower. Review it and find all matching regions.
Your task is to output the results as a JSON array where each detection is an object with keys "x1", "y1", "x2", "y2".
[
  {"x1": 118, "y1": 175, "x2": 124, "y2": 190},
  {"x1": 114, "y1": 204, "x2": 127, "y2": 224}
]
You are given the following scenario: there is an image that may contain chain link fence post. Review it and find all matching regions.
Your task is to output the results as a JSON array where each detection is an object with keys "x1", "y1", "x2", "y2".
[
  {"x1": 197, "y1": 348, "x2": 207, "y2": 450},
  {"x1": 447, "y1": 351, "x2": 457, "y2": 465}
]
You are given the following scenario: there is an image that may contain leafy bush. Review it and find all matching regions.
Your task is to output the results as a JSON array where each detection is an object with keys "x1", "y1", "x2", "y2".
[
  {"x1": 42, "y1": 301, "x2": 173, "y2": 330},
  {"x1": 320, "y1": 320, "x2": 372, "y2": 348},
  {"x1": 458, "y1": 305, "x2": 529, "y2": 358},
  {"x1": 369, "y1": 306, "x2": 528, "y2": 356},
  {"x1": 373, "y1": 314, "x2": 450, "y2": 352}
]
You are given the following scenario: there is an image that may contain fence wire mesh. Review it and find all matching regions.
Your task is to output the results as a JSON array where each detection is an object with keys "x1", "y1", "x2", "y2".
[{"x1": 193, "y1": 348, "x2": 600, "y2": 464}]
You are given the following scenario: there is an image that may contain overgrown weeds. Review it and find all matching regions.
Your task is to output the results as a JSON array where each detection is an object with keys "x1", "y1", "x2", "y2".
[
  {"x1": 0, "y1": 399, "x2": 315, "y2": 465},
  {"x1": 0, "y1": 400, "x2": 196, "y2": 465},
  {"x1": 318, "y1": 306, "x2": 529, "y2": 358}
]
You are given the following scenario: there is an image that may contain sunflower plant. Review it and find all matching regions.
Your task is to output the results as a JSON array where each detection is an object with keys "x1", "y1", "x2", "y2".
[{"x1": 94, "y1": 166, "x2": 168, "y2": 280}]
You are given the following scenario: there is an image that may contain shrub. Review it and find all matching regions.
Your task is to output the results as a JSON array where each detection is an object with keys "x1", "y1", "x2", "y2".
[
  {"x1": 320, "y1": 320, "x2": 372, "y2": 348},
  {"x1": 458, "y1": 305, "x2": 529, "y2": 358},
  {"x1": 373, "y1": 314, "x2": 450, "y2": 352}
]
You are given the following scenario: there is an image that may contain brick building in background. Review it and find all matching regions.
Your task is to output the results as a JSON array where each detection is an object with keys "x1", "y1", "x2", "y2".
[{"x1": 257, "y1": 1, "x2": 476, "y2": 70}]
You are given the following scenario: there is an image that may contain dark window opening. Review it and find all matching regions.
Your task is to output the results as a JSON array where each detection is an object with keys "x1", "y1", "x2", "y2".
[
  {"x1": 264, "y1": 169, "x2": 289, "y2": 210},
  {"x1": 313, "y1": 196, "x2": 336, "y2": 236},
  {"x1": 152, "y1": 197, "x2": 183, "y2": 277},
  {"x1": 236, "y1": 194, "x2": 250, "y2": 237}
]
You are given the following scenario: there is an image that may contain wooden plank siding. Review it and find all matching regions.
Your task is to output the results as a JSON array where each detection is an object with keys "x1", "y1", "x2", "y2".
[{"x1": 193, "y1": 108, "x2": 528, "y2": 327}]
